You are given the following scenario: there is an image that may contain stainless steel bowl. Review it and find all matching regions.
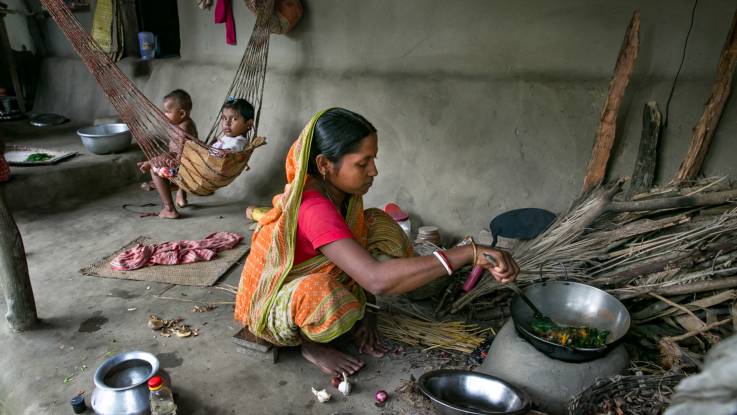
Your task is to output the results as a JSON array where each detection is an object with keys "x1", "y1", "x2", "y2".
[
  {"x1": 77, "y1": 123, "x2": 132, "y2": 154},
  {"x1": 91, "y1": 351, "x2": 159, "y2": 415},
  {"x1": 418, "y1": 370, "x2": 531, "y2": 415}
]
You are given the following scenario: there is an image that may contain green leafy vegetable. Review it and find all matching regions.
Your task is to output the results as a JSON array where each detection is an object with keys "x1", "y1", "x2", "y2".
[
  {"x1": 531, "y1": 315, "x2": 609, "y2": 349},
  {"x1": 25, "y1": 153, "x2": 54, "y2": 162}
]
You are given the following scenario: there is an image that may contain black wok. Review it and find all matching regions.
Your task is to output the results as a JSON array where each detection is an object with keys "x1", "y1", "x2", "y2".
[{"x1": 510, "y1": 281, "x2": 630, "y2": 362}]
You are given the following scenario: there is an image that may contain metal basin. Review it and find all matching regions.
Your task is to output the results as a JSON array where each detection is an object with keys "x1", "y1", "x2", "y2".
[
  {"x1": 77, "y1": 123, "x2": 132, "y2": 154},
  {"x1": 511, "y1": 281, "x2": 630, "y2": 362},
  {"x1": 91, "y1": 351, "x2": 159, "y2": 415},
  {"x1": 418, "y1": 370, "x2": 530, "y2": 415}
]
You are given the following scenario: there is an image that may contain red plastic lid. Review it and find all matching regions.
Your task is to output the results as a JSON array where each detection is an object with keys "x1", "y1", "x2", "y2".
[
  {"x1": 384, "y1": 203, "x2": 409, "y2": 221},
  {"x1": 148, "y1": 375, "x2": 162, "y2": 389}
]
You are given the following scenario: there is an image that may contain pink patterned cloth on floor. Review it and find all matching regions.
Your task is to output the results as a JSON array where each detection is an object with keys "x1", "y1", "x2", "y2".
[{"x1": 110, "y1": 232, "x2": 243, "y2": 271}]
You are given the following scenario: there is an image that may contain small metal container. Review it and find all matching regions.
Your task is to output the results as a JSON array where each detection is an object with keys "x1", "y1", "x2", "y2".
[
  {"x1": 91, "y1": 351, "x2": 159, "y2": 415},
  {"x1": 70, "y1": 394, "x2": 87, "y2": 414},
  {"x1": 30, "y1": 113, "x2": 68, "y2": 127},
  {"x1": 418, "y1": 369, "x2": 531, "y2": 415},
  {"x1": 77, "y1": 123, "x2": 132, "y2": 155}
]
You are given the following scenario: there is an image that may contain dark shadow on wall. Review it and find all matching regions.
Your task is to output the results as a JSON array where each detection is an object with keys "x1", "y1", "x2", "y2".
[
  {"x1": 131, "y1": 58, "x2": 153, "y2": 79},
  {"x1": 0, "y1": 47, "x2": 41, "y2": 111}
]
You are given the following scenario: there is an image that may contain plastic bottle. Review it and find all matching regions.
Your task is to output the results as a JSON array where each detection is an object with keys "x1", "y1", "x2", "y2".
[
  {"x1": 148, "y1": 375, "x2": 177, "y2": 415},
  {"x1": 138, "y1": 32, "x2": 156, "y2": 60},
  {"x1": 384, "y1": 203, "x2": 411, "y2": 238}
]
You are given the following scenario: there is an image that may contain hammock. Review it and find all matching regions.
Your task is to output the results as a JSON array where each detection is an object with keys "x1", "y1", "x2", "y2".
[{"x1": 41, "y1": 0, "x2": 274, "y2": 196}]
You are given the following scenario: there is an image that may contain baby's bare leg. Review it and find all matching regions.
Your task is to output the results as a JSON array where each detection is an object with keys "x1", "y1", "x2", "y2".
[
  {"x1": 152, "y1": 174, "x2": 180, "y2": 219},
  {"x1": 176, "y1": 189, "x2": 188, "y2": 208}
]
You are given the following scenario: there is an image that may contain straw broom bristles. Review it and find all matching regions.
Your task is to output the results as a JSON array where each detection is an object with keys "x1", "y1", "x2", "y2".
[{"x1": 377, "y1": 311, "x2": 492, "y2": 354}]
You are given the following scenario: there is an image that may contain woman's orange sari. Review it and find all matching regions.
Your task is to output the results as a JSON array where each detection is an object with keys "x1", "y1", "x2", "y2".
[{"x1": 235, "y1": 110, "x2": 410, "y2": 345}]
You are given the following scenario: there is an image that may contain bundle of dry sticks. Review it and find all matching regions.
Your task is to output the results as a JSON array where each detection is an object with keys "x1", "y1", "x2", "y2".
[{"x1": 452, "y1": 176, "x2": 737, "y2": 371}]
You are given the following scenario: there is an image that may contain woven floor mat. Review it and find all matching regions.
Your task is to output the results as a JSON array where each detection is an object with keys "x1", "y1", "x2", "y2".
[{"x1": 80, "y1": 236, "x2": 249, "y2": 286}]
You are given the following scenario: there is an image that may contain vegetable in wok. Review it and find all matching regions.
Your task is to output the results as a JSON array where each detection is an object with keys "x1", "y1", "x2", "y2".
[{"x1": 530, "y1": 315, "x2": 609, "y2": 348}]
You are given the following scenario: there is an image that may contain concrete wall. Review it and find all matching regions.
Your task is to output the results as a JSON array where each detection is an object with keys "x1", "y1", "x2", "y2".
[{"x1": 33, "y1": 0, "x2": 737, "y2": 238}]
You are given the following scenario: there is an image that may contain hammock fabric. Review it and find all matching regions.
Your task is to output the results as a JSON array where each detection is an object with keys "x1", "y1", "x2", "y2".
[{"x1": 41, "y1": 0, "x2": 274, "y2": 196}]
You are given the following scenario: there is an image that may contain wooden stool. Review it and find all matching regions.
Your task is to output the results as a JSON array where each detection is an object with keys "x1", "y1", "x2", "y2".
[{"x1": 232, "y1": 327, "x2": 279, "y2": 363}]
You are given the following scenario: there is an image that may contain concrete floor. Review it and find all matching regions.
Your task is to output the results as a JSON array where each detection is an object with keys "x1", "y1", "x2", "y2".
[{"x1": 0, "y1": 122, "x2": 425, "y2": 414}]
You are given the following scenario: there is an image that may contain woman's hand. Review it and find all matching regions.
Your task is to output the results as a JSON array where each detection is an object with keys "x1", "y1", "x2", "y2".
[
  {"x1": 476, "y1": 247, "x2": 519, "y2": 284},
  {"x1": 353, "y1": 311, "x2": 387, "y2": 357}
]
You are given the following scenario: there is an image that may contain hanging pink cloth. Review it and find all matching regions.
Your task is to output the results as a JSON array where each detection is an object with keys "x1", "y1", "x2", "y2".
[
  {"x1": 214, "y1": 0, "x2": 236, "y2": 45},
  {"x1": 110, "y1": 231, "x2": 243, "y2": 271}
]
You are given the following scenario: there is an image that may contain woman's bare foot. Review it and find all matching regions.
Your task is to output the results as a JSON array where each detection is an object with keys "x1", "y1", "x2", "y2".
[
  {"x1": 159, "y1": 205, "x2": 180, "y2": 219},
  {"x1": 301, "y1": 339, "x2": 364, "y2": 376},
  {"x1": 176, "y1": 190, "x2": 188, "y2": 208}
]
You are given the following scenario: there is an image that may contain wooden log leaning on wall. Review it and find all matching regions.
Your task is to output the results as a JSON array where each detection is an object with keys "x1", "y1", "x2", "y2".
[
  {"x1": 625, "y1": 101, "x2": 662, "y2": 200},
  {"x1": 674, "y1": 9, "x2": 737, "y2": 182},
  {"x1": 576, "y1": 179, "x2": 737, "y2": 236},
  {"x1": 0, "y1": 191, "x2": 38, "y2": 331},
  {"x1": 581, "y1": 11, "x2": 640, "y2": 195}
]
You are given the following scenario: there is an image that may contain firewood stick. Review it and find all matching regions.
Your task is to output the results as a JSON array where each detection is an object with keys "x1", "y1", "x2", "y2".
[
  {"x1": 616, "y1": 273, "x2": 737, "y2": 300},
  {"x1": 577, "y1": 189, "x2": 736, "y2": 247},
  {"x1": 626, "y1": 101, "x2": 662, "y2": 199},
  {"x1": 607, "y1": 189, "x2": 737, "y2": 212},
  {"x1": 675, "y1": 10, "x2": 737, "y2": 182},
  {"x1": 649, "y1": 293, "x2": 705, "y2": 327},
  {"x1": 582, "y1": 11, "x2": 640, "y2": 194},
  {"x1": 640, "y1": 290, "x2": 737, "y2": 323},
  {"x1": 666, "y1": 318, "x2": 732, "y2": 342}
]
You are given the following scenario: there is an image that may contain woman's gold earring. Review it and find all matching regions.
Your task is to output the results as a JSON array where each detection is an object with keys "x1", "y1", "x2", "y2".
[{"x1": 322, "y1": 171, "x2": 326, "y2": 181}]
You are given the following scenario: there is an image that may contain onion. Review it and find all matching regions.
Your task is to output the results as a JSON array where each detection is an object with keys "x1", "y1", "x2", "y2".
[{"x1": 375, "y1": 390, "x2": 389, "y2": 407}]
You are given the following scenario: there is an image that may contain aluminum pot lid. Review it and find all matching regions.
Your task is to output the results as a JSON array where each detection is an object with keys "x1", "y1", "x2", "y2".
[{"x1": 30, "y1": 113, "x2": 69, "y2": 127}]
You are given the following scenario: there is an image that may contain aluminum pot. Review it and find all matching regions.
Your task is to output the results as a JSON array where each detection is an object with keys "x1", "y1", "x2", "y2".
[
  {"x1": 510, "y1": 281, "x2": 630, "y2": 362},
  {"x1": 77, "y1": 123, "x2": 132, "y2": 155},
  {"x1": 91, "y1": 351, "x2": 159, "y2": 415}
]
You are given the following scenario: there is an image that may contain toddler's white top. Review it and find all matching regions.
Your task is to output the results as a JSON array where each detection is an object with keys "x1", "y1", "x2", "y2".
[{"x1": 212, "y1": 135, "x2": 248, "y2": 152}]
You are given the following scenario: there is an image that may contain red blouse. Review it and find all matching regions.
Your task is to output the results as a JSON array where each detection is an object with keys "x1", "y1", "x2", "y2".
[{"x1": 294, "y1": 189, "x2": 354, "y2": 265}]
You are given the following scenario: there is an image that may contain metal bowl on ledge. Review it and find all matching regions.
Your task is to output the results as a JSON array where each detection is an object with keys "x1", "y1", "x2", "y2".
[
  {"x1": 418, "y1": 369, "x2": 531, "y2": 415},
  {"x1": 77, "y1": 123, "x2": 132, "y2": 154}
]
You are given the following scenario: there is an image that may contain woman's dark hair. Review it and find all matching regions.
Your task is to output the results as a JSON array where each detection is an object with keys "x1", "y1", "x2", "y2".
[
  {"x1": 222, "y1": 98, "x2": 255, "y2": 121},
  {"x1": 308, "y1": 108, "x2": 377, "y2": 176}
]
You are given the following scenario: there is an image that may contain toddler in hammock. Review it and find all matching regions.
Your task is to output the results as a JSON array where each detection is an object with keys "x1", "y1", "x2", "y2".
[
  {"x1": 138, "y1": 89, "x2": 198, "y2": 219},
  {"x1": 211, "y1": 98, "x2": 255, "y2": 153}
]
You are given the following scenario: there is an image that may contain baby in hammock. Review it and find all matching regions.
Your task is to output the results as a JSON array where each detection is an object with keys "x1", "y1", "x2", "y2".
[
  {"x1": 211, "y1": 98, "x2": 256, "y2": 153},
  {"x1": 138, "y1": 89, "x2": 198, "y2": 218}
]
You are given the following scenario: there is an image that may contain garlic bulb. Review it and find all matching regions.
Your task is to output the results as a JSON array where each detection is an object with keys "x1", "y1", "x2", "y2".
[
  {"x1": 311, "y1": 387, "x2": 331, "y2": 403},
  {"x1": 338, "y1": 372, "x2": 352, "y2": 396},
  {"x1": 147, "y1": 315, "x2": 164, "y2": 330}
]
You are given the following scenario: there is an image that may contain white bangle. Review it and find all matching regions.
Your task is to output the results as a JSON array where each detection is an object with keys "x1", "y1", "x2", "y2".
[{"x1": 433, "y1": 251, "x2": 453, "y2": 276}]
